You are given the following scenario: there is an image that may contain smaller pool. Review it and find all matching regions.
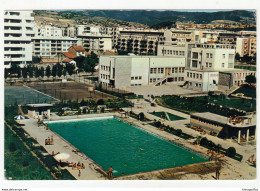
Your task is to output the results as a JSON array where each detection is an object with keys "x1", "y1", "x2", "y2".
[{"x1": 149, "y1": 111, "x2": 186, "y2": 121}]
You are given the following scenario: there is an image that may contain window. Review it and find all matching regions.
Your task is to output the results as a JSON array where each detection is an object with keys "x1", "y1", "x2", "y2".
[
  {"x1": 135, "y1": 76, "x2": 138, "y2": 80},
  {"x1": 131, "y1": 77, "x2": 134, "y2": 80},
  {"x1": 200, "y1": 74, "x2": 202, "y2": 79},
  {"x1": 222, "y1": 63, "x2": 225, "y2": 68},
  {"x1": 193, "y1": 73, "x2": 195, "y2": 78},
  {"x1": 139, "y1": 76, "x2": 142, "y2": 80},
  {"x1": 192, "y1": 60, "x2": 198, "y2": 68},
  {"x1": 196, "y1": 74, "x2": 199, "y2": 79},
  {"x1": 228, "y1": 63, "x2": 233, "y2": 68},
  {"x1": 210, "y1": 53, "x2": 213, "y2": 58},
  {"x1": 192, "y1": 52, "x2": 198, "y2": 59},
  {"x1": 187, "y1": 72, "x2": 189, "y2": 77},
  {"x1": 229, "y1": 54, "x2": 234, "y2": 59},
  {"x1": 209, "y1": 63, "x2": 212, "y2": 67},
  {"x1": 222, "y1": 54, "x2": 225, "y2": 59},
  {"x1": 206, "y1": 62, "x2": 208, "y2": 67}
]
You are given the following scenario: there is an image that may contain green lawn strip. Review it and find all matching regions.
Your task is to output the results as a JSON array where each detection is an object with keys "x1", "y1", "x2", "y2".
[
  {"x1": 5, "y1": 122, "x2": 75, "y2": 180},
  {"x1": 158, "y1": 95, "x2": 252, "y2": 117},
  {"x1": 4, "y1": 124, "x2": 54, "y2": 180},
  {"x1": 233, "y1": 86, "x2": 256, "y2": 98},
  {"x1": 150, "y1": 122, "x2": 194, "y2": 140},
  {"x1": 149, "y1": 111, "x2": 186, "y2": 121}
]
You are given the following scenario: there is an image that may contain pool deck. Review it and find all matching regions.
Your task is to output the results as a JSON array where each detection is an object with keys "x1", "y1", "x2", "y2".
[{"x1": 19, "y1": 108, "x2": 256, "y2": 180}]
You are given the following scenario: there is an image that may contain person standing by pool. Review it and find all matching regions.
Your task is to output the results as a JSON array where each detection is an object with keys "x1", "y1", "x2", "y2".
[{"x1": 108, "y1": 166, "x2": 113, "y2": 179}]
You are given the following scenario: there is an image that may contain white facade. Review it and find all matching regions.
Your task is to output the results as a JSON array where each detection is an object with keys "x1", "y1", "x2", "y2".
[
  {"x1": 76, "y1": 25, "x2": 102, "y2": 36},
  {"x1": 33, "y1": 25, "x2": 63, "y2": 37},
  {"x1": 99, "y1": 55, "x2": 185, "y2": 88},
  {"x1": 32, "y1": 36, "x2": 77, "y2": 58},
  {"x1": 185, "y1": 70, "x2": 219, "y2": 92},
  {"x1": 4, "y1": 11, "x2": 34, "y2": 68},
  {"x1": 189, "y1": 44, "x2": 235, "y2": 71}
]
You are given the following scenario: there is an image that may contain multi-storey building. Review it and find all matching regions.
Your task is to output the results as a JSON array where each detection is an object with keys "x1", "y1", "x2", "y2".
[
  {"x1": 116, "y1": 30, "x2": 164, "y2": 55},
  {"x1": 4, "y1": 11, "x2": 35, "y2": 68},
  {"x1": 32, "y1": 36, "x2": 77, "y2": 58},
  {"x1": 236, "y1": 35, "x2": 256, "y2": 57},
  {"x1": 76, "y1": 25, "x2": 102, "y2": 36},
  {"x1": 99, "y1": 55, "x2": 185, "y2": 88},
  {"x1": 77, "y1": 34, "x2": 112, "y2": 54},
  {"x1": 158, "y1": 30, "x2": 201, "y2": 46},
  {"x1": 33, "y1": 25, "x2": 63, "y2": 37}
]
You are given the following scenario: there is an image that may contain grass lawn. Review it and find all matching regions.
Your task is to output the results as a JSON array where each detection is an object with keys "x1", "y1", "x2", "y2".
[
  {"x1": 149, "y1": 111, "x2": 186, "y2": 121},
  {"x1": 4, "y1": 124, "x2": 54, "y2": 180},
  {"x1": 233, "y1": 86, "x2": 256, "y2": 98},
  {"x1": 195, "y1": 95, "x2": 256, "y2": 112}
]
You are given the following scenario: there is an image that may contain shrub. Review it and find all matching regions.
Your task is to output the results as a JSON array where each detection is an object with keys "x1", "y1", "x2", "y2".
[
  {"x1": 139, "y1": 112, "x2": 145, "y2": 121},
  {"x1": 226, "y1": 147, "x2": 236, "y2": 157},
  {"x1": 9, "y1": 142, "x2": 17, "y2": 152},
  {"x1": 200, "y1": 137, "x2": 208, "y2": 146},
  {"x1": 83, "y1": 108, "x2": 87, "y2": 114},
  {"x1": 97, "y1": 99, "x2": 104, "y2": 105},
  {"x1": 22, "y1": 160, "x2": 29, "y2": 167},
  {"x1": 154, "y1": 121, "x2": 161, "y2": 128},
  {"x1": 101, "y1": 107, "x2": 105, "y2": 113},
  {"x1": 176, "y1": 129, "x2": 182, "y2": 136}
]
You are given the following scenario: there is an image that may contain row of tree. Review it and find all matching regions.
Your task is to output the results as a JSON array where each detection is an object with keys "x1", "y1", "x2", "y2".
[
  {"x1": 5, "y1": 63, "x2": 75, "y2": 79},
  {"x1": 74, "y1": 52, "x2": 98, "y2": 73}
]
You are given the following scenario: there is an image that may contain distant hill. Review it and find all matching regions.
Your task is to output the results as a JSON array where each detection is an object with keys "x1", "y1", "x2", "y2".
[
  {"x1": 83, "y1": 10, "x2": 256, "y2": 26},
  {"x1": 34, "y1": 10, "x2": 256, "y2": 28}
]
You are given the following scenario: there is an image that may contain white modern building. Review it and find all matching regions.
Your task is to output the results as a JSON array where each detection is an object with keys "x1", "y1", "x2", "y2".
[
  {"x1": 33, "y1": 25, "x2": 63, "y2": 37},
  {"x1": 99, "y1": 55, "x2": 185, "y2": 88},
  {"x1": 32, "y1": 36, "x2": 77, "y2": 58},
  {"x1": 4, "y1": 11, "x2": 35, "y2": 68}
]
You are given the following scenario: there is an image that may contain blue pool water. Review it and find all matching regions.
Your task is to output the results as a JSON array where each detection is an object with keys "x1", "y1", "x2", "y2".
[{"x1": 47, "y1": 117, "x2": 207, "y2": 177}]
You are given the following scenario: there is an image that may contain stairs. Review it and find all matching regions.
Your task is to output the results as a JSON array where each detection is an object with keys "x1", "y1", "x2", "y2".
[
  {"x1": 227, "y1": 85, "x2": 240, "y2": 95},
  {"x1": 153, "y1": 76, "x2": 168, "y2": 86}
]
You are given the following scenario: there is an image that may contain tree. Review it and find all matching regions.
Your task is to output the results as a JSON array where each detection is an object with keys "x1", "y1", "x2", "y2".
[
  {"x1": 226, "y1": 147, "x2": 236, "y2": 157},
  {"x1": 52, "y1": 65, "x2": 57, "y2": 78},
  {"x1": 46, "y1": 65, "x2": 51, "y2": 79},
  {"x1": 4, "y1": 68, "x2": 8, "y2": 79},
  {"x1": 32, "y1": 56, "x2": 42, "y2": 64},
  {"x1": 9, "y1": 142, "x2": 17, "y2": 152},
  {"x1": 139, "y1": 112, "x2": 145, "y2": 121},
  {"x1": 74, "y1": 56, "x2": 85, "y2": 72},
  {"x1": 22, "y1": 68, "x2": 28, "y2": 79},
  {"x1": 40, "y1": 67, "x2": 45, "y2": 78},
  {"x1": 62, "y1": 67, "x2": 67, "y2": 77},
  {"x1": 200, "y1": 137, "x2": 208, "y2": 146},
  {"x1": 245, "y1": 74, "x2": 256, "y2": 85},
  {"x1": 235, "y1": 53, "x2": 240, "y2": 61},
  {"x1": 34, "y1": 67, "x2": 40, "y2": 78},
  {"x1": 66, "y1": 63, "x2": 75, "y2": 76},
  {"x1": 57, "y1": 63, "x2": 63, "y2": 77},
  {"x1": 97, "y1": 99, "x2": 104, "y2": 105},
  {"x1": 176, "y1": 129, "x2": 182, "y2": 136},
  {"x1": 28, "y1": 66, "x2": 34, "y2": 78}
]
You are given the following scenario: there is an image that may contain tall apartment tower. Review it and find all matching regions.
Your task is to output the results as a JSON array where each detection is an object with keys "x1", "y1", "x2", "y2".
[{"x1": 4, "y1": 11, "x2": 35, "y2": 68}]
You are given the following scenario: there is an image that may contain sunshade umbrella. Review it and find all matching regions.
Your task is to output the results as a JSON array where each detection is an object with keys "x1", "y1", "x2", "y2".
[
  {"x1": 14, "y1": 115, "x2": 25, "y2": 120},
  {"x1": 54, "y1": 153, "x2": 70, "y2": 161}
]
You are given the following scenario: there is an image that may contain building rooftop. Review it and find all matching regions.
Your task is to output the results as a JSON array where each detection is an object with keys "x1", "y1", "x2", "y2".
[
  {"x1": 71, "y1": 45, "x2": 85, "y2": 52},
  {"x1": 32, "y1": 36, "x2": 77, "y2": 40},
  {"x1": 62, "y1": 59, "x2": 73, "y2": 63},
  {"x1": 191, "y1": 112, "x2": 228, "y2": 124},
  {"x1": 27, "y1": 104, "x2": 53, "y2": 107},
  {"x1": 61, "y1": 52, "x2": 77, "y2": 59},
  {"x1": 40, "y1": 59, "x2": 59, "y2": 64},
  {"x1": 191, "y1": 112, "x2": 256, "y2": 128}
]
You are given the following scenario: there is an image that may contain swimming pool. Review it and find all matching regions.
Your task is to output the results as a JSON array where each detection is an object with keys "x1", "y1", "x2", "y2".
[{"x1": 47, "y1": 117, "x2": 207, "y2": 177}]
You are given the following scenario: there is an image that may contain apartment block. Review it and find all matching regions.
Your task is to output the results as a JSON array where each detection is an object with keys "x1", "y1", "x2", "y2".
[
  {"x1": 4, "y1": 11, "x2": 35, "y2": 68},
  {"x1": 99, "y1": 55, "x2": 185, "y2": 88},
  {"x1": 236, "y1": 36, "x2": 256, "y2": 57},
  {"x1": 32, "y1": 36, "x2": 77, "y2": 58},
  {"x1": 116, "y1": 30, "x2": 164, "y2": 55},
  {"x1": 33, "y1": 25, "x2": 63, "y2": 37},
  {"x1": 77, "y1": 34, "x2": 112, "y2": 54}
]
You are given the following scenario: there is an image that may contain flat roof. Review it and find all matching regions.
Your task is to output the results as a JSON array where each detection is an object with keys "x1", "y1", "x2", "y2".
[
  {"x1": 27, "y1": 104, "x2": 53, "y2": 107},
  {"x1": 191, "y1": 112, "x2": 228, "y2": 124}
]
